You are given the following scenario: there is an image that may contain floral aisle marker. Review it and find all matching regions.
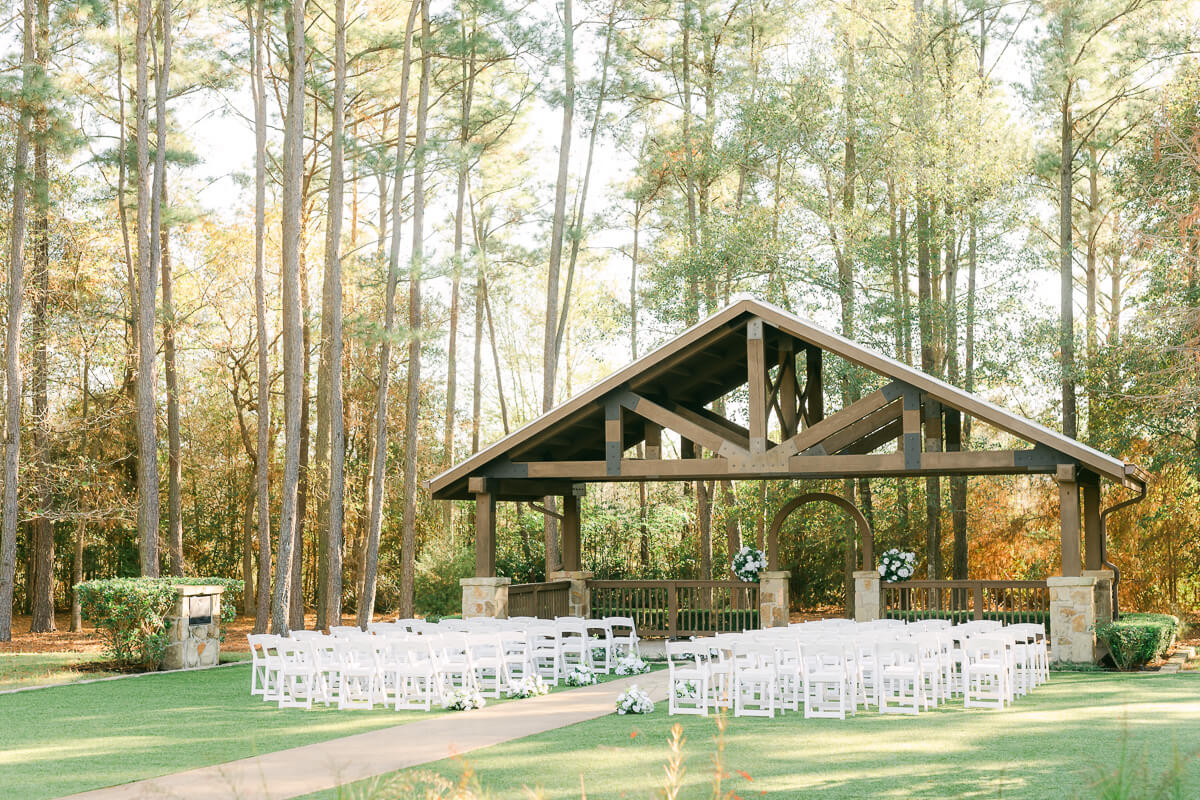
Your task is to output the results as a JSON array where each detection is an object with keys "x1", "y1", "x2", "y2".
[
  {"x1": 565, "y1": 665, "x2": 597, "y2": 686},
  {"x1": 614, "y1": 654, "x2": 650, "y2": 675},
  {"x1": 878, "y1": 548, "x2": 917, "y2": 582},
  {"x1": 442, "y1": 687, "x2": 486, "y2": 711},
  {"x1": 732, "y1": 546, "x2": 767, "y2": 582},
  {"x1": 616, "y1": 684, "x2": 655, "y2": 715},
  {"x1": 506, "y1": 675, "x2": 550, "y2": 699}
]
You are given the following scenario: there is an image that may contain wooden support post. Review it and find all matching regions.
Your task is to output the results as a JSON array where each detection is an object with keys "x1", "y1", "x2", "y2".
[
  {"x1": 805, "y1": 345, "x2": 823, "y2": 425},
  {"x1": 1082, "y1": 476, "x2": 1102, "y2": 571},
  {"x1": 604, "y1": 399, "x2": 622, "y2": 476},
  {"x1": 746, "y1": 318, "x2": 767, "y2": 454},
  {"x1": 561, "y1": 491, "x2": 581, "y2": 572},
  {"x1": 470, "y1": 478, "x2": 496, "y2": 578},
  {"x1": 901, "y1": 386, "x2": 922, "y2": 471},
  {"x1": 779, "y1": 339, "x2": 798, "y2": 439},
  {"x1": 944, "y1": 408, "x2": 962, "y2": 452},
  {"x1": 1057, "y1": 464, "x2": 1082, "y2": 577},
  {"x1": 923, "y1": 399, "x2": 943, "y2": 455},
  {"x1": 644, "y1": 421, "x2": 661, "y2": 460},
  {"x1": 680, "y1": 437, "x2": 696, "y2": 460}
]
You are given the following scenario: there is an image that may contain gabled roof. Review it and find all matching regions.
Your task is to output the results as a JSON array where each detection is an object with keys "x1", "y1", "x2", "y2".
[{"x1": 429, "y1": 298, "x2": 1148, "y2": 500}]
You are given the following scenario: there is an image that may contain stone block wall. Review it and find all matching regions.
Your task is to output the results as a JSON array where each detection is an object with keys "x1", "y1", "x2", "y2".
[
  {"x1": 853, "y1": 570, "x2": 882, "y2": 622},
  {"x1": 549, "y1": 570, "x2": 592, "y2": 617},
  {"x1": 460, "y1": 576, "x2": 511, "y2": 618},
  {"x1": 163, "y1": 584, "x2": 225, "y2": 671},
  {"x1": 759, "y1": 571, "x2": 791, "y2": 628},
  {"x1": 1048, "y1": 575, "x2": 1099, "y2": 663}
]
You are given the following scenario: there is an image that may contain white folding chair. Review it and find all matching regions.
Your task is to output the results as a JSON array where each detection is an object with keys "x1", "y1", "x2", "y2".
[
  {"x1": 467, "y1": 632, "x2": 509, "y2": 698},
  {"x1": 732, "y1": 641, "x2": 777, "y2": 718},
  {"x1": 606, "y1": 616, "x2": 640, "y2": 658},
  {"x1": 328, "y1": 625, "x2": 363, "y2": 638},
  {"x1": 555, "y1": 617, "x2": 591, "y2": 672},
  {"x1": 499, "y1": 630, "x2": 533, "y2": 684},
  {"x1": 247, "y1": 634, "x2": 282, "y2": 699},
  {"x1": 878, "y1": 641, "x2": 925, "y2": 715},
  {"x1": 436, "y1": 632, "x2": 477, "y2": 694},
  {"x1": 333, "y1": 636, "x2": 385, "y2": 710},
  {"x1": 527, "y1": 623, "x2": 563, "y2": 685},
  {"x1": 585, "y1": 619, "x2": 614, "y2": 673},
  {"x1": 667, "y1": 641, "x2": 710, "y2": 716},
  {"x1": 800, "y1": 642, "x2": 851, "y2": 719},
  {"x1": 276, "y1": 638, "x2": 324, "y2": 709},
  {"x1": 964, "y1": 637, "x2": 1009, "y2": 709},
  {"x1": 386, "y1": 639, "x2": 440, "y2": 711}
]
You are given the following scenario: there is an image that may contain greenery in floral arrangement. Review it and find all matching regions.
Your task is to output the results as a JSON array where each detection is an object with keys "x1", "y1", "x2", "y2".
[
  {"x1": 615, "y1": 684, "x2": 655, "y2": 714},
  {"x1": 74, "y1": 577, "x2": 243, "y2": 669},
  {"x1": 731, "y1": 546, "x2": 768, "y2": 582},
  {"x1": 1094, "y1": 613, "x2": 1183, "y2": 671},
  {"x1": 877, "y1": 548, "x2": 917, "y2": 582}
]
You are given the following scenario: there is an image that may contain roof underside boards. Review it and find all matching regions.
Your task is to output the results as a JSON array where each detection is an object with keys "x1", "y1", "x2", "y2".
[{"x1": 429, "y1": 299, "x2": 1147, "y2": 500}]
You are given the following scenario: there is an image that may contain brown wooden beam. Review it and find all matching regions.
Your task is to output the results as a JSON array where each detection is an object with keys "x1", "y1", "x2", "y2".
[
  {"x1": 945, "y1": 408, "x2": 962, "y2": 452},
  {"x1": 561, "y1": 493, "x2": 581, "y2": 571},
  {"x1": 901, "y1": 386, "x2": 922, "y2": 470},
  {"x1": 1057, "y1": 464, "x2": 1082, "y2": 577},
  {"x1": 643, "y1": 420, "x2": 661, "y2": 460},
  {"x1": 819, "y1": 400, "x2": 902, "y2": 455},
  {"x1": 747, "y1": 318, "x2": 768, "y2": 454},
  {"x1": 474, "y1": 487, "x2": 496, "y2": 577},
  {"x1": 777, "y1": 381, "x2": 902, "y2": 456},
  {"x1": 605, "y1": 400, "x2": 623, "y2": 477},
  {"x1": 840, "y1": 417, "x2": 903, "y2": 455},
  {"x1": 805, "y1": 345, "x2": 823, "y2": 425},
  {"x1": 618, "y1": 391, "x2": 747, "y2": 458},
  {"x1": 667, "y1": 401, "x2": 753, "y2": 450},
  {"x1": 1082, "y1": 475, "x2": 1102, "y2": 571},
  {"x1": 779, "y1": 339, "x2": 798, "y2": 439}
]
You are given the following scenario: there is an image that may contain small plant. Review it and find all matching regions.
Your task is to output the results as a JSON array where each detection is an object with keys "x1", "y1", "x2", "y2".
[
  {"x1": 614, "y1": 654, "x2": 650, "y2": 675},
  {"x1": 878, "y1": 548, "x2": 917, "y2": 582},
  {"x1": 565, "y1": 665, "x2": 597, "y2": 686},
  {"x1": 506, "y1": 674, "x2": 550, "y2": 699},
  {"x1": 1094, "y1": 613, "x2": 1182, "y2": 671},
  {"x1": 442, "y1": 687, "x2": 486, "y2": 711},
  {"x1": 616, "y1": 684, "x2": 655, "y2": 715},
  {"x1": 731, "y1": 546, "x2": 768, "y2": 582}
]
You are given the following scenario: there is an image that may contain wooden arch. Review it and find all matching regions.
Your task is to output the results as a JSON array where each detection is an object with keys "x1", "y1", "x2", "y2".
[{"x1": 766, "y1": 492, "x2": 874, "y2": 571}]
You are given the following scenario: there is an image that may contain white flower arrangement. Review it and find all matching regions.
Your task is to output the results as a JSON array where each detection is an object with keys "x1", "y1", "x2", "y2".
[
  {"x1": 442, "y1": 687, "x2": 486, "y2": 711},
  {"x1": 616, "y1": 684, "x2": 655, "y2": 715},
  {"x1": 674, "y1": 680, "x2": 700, "y2": 699},
  {"x1": 732, "y1": 546, "x2": 768, "y2": 582},
  {"x1": 877, "y1": 548, "x2": 917, "y2": 582},
  {"x1": 565, "y1": 665, "x2": 597, "y2": 687},
  {"x1": 613, "y1": 654, "x2": 650, "y2": 675},
  {"x1": 505, "y1": 674, "x2": 550, "y2": 699}
]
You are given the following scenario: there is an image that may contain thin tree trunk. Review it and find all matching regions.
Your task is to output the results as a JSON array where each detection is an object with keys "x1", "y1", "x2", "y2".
[
  {"x1": 271, "y1": 0, "x2": 307, "y2": 635},
  {"x1": 321, "y1": 0, "x2": 347, "y2": 627},
  {"x1": 291, "y1": 267, "x2": 312, "y2": 631},
  {"x1": 481, "y1": 274, "x2": 509, "y2": 435},
  {"x1": 250, "y1": 0, "x2": 271, "y2": 635},
  {"x1": 242, "y1": 475, "x2": 256, "y2": 616},
  {"x1": 134, "y1": 0, "x2": 160, "y2": 577},
  {"x1": 360, "y1": 0, "x2": 419, "y2": 625},
  {"x1": 71, "y1": 353, "x2": 90, "y2": 632},
  {"x1": 1059, "y1": 36, "x2": 1077, "y2": 438},
  {"x1": 0, "y1": 0, "x2": 34, "y2": 641}
]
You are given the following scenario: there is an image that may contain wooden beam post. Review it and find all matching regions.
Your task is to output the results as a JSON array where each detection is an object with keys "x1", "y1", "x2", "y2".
[
  {"x1": 944, "y1": 408, "x2": 962, "y2": 452},
  {"x1": 1082, "y1": 475, "x2": 1102, "y2": 571},
  {"x1": 805, "y1": 345, "x2": 823, "y2": 425},
  {"x1": 470, "y1": 477, "x2": 496, "y2": 578},
  {"x1": 779, "y1": 339, "x2": 798, "y2": 439},
  {"x1": 747, "y1": 318, "x2": 767, "y2": 454},
  {"x1": 604, "y1": 399, "x2": 622, "y2": 477},
  {"x1": 1057, "y1": 464, "x2": 1082, "y2": 577},
  {"x1": 923, "y1": 399, "x2": 943, "y2": 455},
  {"x1": 561, "y1": 491, "x2": 582, "y2": 572},
  {"x1": 901, "y1": 386, "x2": 922, "y2": 471},
  {"x1": 644, "y1": 420, "x2": 661, "y2": 460}
]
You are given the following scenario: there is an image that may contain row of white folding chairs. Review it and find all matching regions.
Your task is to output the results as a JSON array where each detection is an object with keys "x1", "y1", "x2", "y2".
[{"x1": 666, "y1": 621, "x2": 1048, "y2": 719}]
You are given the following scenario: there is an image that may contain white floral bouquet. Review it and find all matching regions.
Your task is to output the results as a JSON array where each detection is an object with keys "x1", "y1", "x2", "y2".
[
  {"x1": 614, "y1": 654, "x2": 650, "y2": 675},
  {"x1": 878, "y1": 548, "x2": 917, "y2": 582},
  {"x1": 442, "y1": 687, "x2": 486, "y2": 711},
  {"x1": 732, "y1": 546, "x2": 768, "y2": 582},
  {"x1": 565, "y1": 665, "x2": 597, "y2": 687},
  {"x1": 674, "y1": 680, "x2": 700, "y2": 699},
  {"x1": 616, "y1": 684, "x2": 655, "y2": 715},
  {"x1": 505, "y1": 674, "x2": 550, "y2": 699}
]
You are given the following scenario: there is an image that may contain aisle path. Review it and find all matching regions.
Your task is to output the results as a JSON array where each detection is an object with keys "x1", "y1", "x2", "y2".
[{"x1": 61, "y1": 669, "x2": 669, "y2": 800}]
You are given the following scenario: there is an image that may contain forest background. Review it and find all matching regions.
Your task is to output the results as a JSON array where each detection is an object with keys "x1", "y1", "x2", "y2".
[{"x1": 2, "y1": 0, "x2": 1199, "y2": 638}]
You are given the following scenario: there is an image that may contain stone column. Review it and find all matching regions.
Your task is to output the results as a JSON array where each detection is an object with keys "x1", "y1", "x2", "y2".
[
  {"x1": 460, "y1": 576, "x2": 511, "y2": 619},
  {"x1": 758, "y1": 570, "x2": 791, "y2": 628},
  {"x1": 1047, "y1": 575, "x2": 1099, "y2": 663},
  {"x1": 549, "y1": 570, "x2": 592, "y2": 617},
  {"x1": 1083, "y1": 568, "x2": 1115, "y2": 661},
  {"x1": 853, "y1": 570, "x2": 882, "y2": 622},
  {"x1": 163, "y1": 584, "x2": 226, "y2": 671}
]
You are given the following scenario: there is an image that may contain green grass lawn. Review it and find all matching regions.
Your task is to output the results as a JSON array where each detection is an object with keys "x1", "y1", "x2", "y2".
[
  {"x1": 309, "y1": 672, "x2": 1200, "y2": 800},
  {"x1": 0, "y1": 651, "x2": 251, "y2": 692},
  {"x1": 0, "y1": 658, "x2": 635, "y2": 799}
]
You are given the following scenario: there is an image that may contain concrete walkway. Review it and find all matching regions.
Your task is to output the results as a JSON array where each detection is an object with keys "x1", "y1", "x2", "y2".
[{"x1": 61, "y1": 669, "x2": 670, "y2": 800}]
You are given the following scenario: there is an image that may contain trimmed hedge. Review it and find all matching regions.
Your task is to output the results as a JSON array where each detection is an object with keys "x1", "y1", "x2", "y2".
[
  {"x1": 75, "y1": 577, "x2": 243, "y2": 669},
  {"x1": 1094, "y1": 613, "x2": 1183, "y2": 671}
]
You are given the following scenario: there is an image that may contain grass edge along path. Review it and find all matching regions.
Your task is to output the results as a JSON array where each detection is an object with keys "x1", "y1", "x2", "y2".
[
  {"x1": 58, "y1": 669, "x2": 670, "y2": 800},
  {"x1": 0, "y1": 657, "x2": 644, "y2": 800},
  {"x1": 306, "y1": 671, "x2": 1200, "y2": 800}
]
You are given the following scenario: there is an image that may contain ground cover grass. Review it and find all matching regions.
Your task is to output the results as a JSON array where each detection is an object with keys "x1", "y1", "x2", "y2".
[
  {"x1": 0, "y1": 650, "x2": 251, "y2": 692},
  {"x1": 0, "y1": 658, "x2": 634, "y2": 799},
  {"x1": 310, "y1": 672, "x2": 1200, "y2": 800}
]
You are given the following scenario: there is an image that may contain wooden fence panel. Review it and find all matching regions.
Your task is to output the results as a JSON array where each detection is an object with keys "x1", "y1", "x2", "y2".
[
  {"x1": 881, "y1": 579, "x2": 1050, "y2": 629},
  {"x1": 507, "y1": 580, "x2": 571, "y2": 619},
  {"x1": 589, "y1": 580, "x2": 759, "y2": 637}
]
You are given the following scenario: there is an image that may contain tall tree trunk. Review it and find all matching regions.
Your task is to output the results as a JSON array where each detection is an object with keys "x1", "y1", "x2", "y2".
[
  {"x1": 29, "y1": 0, "x2": 54, "y2": 633},
  {"x1": 71, "y1": 353, "x2": 90, "y2": 632},
  {"x1": 1085, "y1": 144, "x2": 1099, "y2": 442},
  {"x1": 271, "y1": 0, "x2": 307, "y2": 635},
  {"x1": 320, "y1": 0, "x2": 347, "y2": 627},
  {"x1": 249, "y1": 0, "x2": 271, "y2": 635},
  {"x1": 135, "y1": 0, "x2": 161, "y2": 577},
  {"x1": 291, "y1": 267, "x2": 312, "y2": 631},
  {"x1": 0, "y1": 0, "x2": 34, "y2": 641},
  {"x1": 1059, "y1": 47, "x2": 1077, "y2": 438},
  {"x1": 540, "y1": 0, "x2": 575, "y2": 575},
  {"x1": 361, "y1": 0, "x2": 419, "y2": 625},
  {"x1": 242, "y1": 475, "x2": 256, "y2": 616}
]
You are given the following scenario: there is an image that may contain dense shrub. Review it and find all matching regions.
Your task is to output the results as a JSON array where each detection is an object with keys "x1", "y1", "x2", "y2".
[
  {"x1": 74, "y1": 577, "x2": 243, "y2": 669},
  {"x1": 1094, "y1": 613, "x2": 1183, "y2": 671},
  {"x1": 413, "y1": 541, "x2": 474, "y2": 617}
]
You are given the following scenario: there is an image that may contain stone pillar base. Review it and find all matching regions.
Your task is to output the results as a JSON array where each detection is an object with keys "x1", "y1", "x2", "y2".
[
  {"x1": 758, "y1": 571, "x2": 791, "y2": 628},
  {"x1": 1048, "y1": 575, "x2": 1099, "y2": 664},
  {"x1": 460, "y1": 577, "x2": 511, "y2": 619},
  {"x1": 548, "y1": 570, "x2": 593, "y2": 617},
  {"x1": 853, "y1": 570, "x2": 882, "y2": 622},
  {"x1": 1082, "y1": 569, "x2": 1115, "y2": 661},
  {"x1": 163, "y1": 584, "x2": 225, "y2": 671}
]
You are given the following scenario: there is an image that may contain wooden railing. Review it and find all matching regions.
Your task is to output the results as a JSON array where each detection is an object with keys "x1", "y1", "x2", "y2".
[
  {"x1": 507, "y1": 580, "x2": 571, "y2": 619},
  {"x1": 589, "y1": 580, "x2": 759, "y2": 638},
  {"x1": 882, "y1": 579, "x2": 1050, "y2": 627}
]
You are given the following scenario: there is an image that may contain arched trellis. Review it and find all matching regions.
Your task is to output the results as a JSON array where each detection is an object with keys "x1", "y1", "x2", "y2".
[{"x1": 766, "y1": 492, "x2": 874, "y2": 571}]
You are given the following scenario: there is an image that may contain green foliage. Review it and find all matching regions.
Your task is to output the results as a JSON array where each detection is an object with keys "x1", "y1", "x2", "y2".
[
  {"x1": 1094, "y1": 613, "x2": 1183, "y2": 671},
  {"x1": 412, "y1": 541, "x2": 474, "y2": 617},
  {"x1": 74, "y1": 577, "x2": 242, "y2": 669}
]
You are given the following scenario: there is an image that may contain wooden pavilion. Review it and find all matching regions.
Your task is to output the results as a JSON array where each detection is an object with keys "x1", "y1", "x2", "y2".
[{"x1": 429, "y1": 298, "x2": 1148, "y2": 662}]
